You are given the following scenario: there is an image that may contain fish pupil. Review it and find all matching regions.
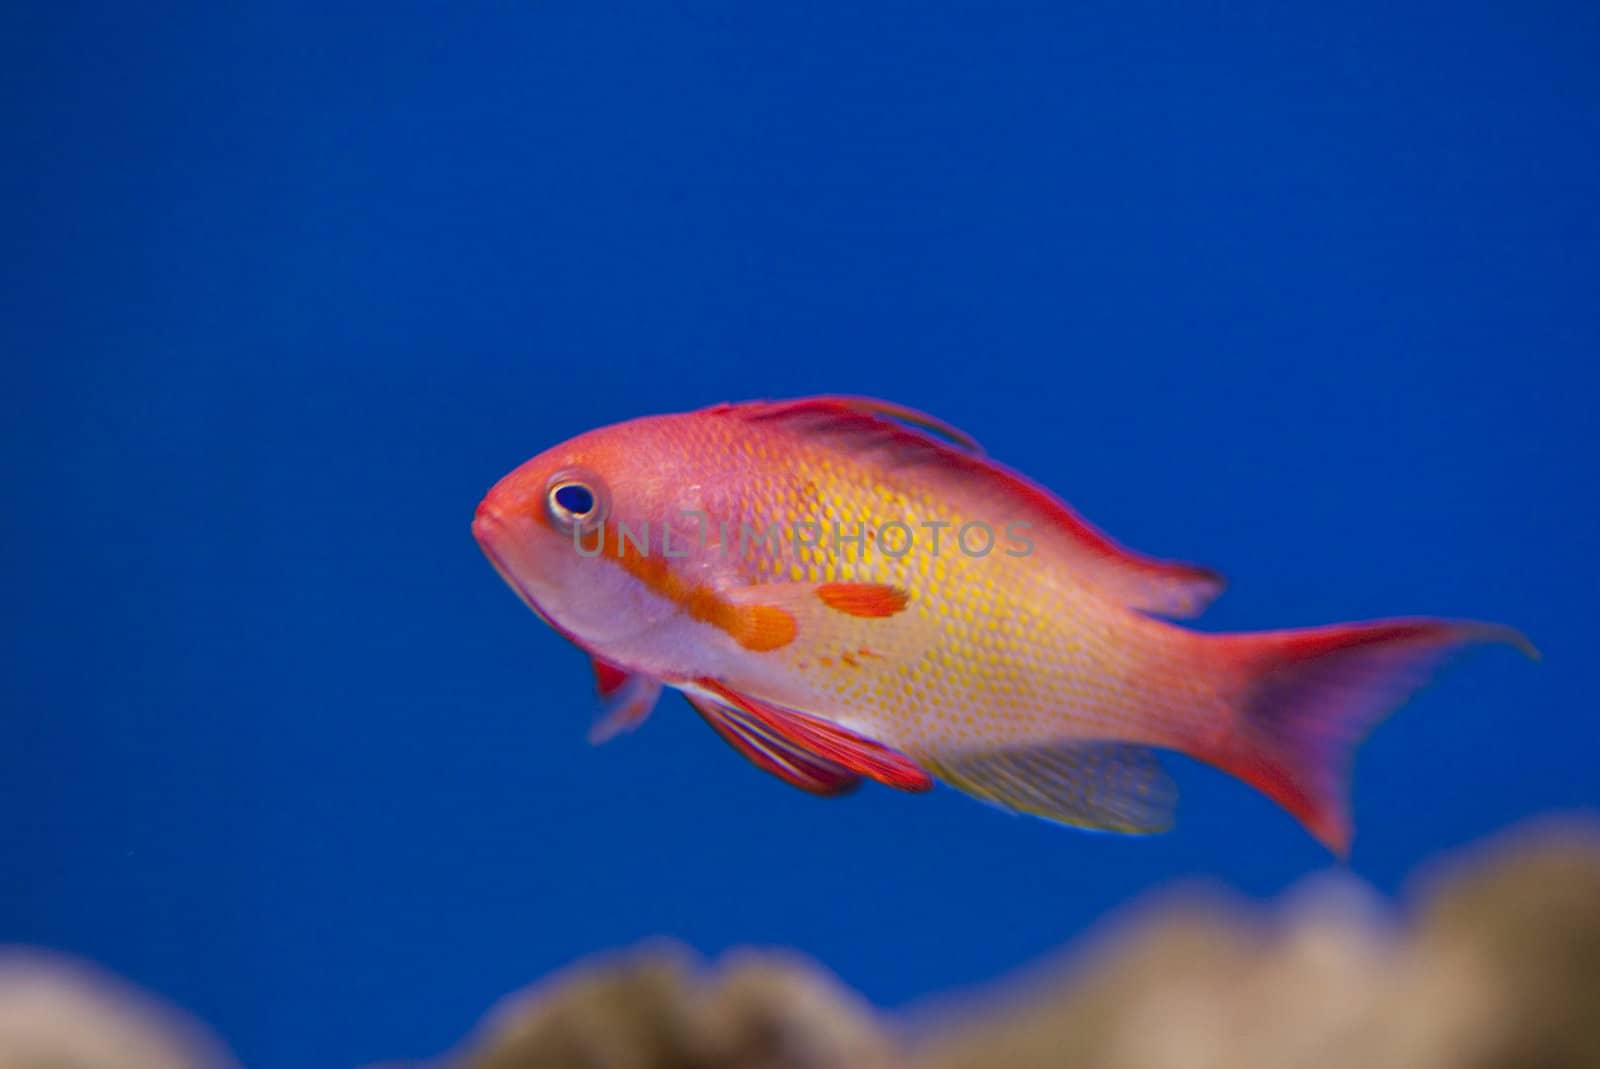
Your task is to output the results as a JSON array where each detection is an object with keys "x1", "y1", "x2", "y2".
[{"x1": 553, "y1": 483, "x2": 595, "y2": 517}]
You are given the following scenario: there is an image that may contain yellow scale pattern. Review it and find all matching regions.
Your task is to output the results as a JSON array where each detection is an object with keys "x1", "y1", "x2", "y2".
[{"x1": 692, "y1": 419, "x2": 1177, "y2": 760}]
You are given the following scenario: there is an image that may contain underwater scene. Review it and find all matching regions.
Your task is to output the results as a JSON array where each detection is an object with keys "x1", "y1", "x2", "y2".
[{"x1": 4, "y1": 4, "x2": 1597, "y2": 1067}]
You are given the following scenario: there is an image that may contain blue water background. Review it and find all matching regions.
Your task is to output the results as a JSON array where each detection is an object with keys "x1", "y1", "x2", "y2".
[{"x1": 3, "y1": 5, "x2": 1596, "y2": 1067}]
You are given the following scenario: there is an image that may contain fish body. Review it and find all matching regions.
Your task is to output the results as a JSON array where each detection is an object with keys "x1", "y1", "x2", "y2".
[{"x1": 473, "y1": 396, "x2": 1533, "y2": 855}]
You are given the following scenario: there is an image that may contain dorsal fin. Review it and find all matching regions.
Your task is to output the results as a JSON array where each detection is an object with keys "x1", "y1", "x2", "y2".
[
  {"x1": 712, "y1": 396, "x2": 1226, "y2": 619},
  {"x1": 707, "y1": 395, "x2": 983, "y2": 454}
]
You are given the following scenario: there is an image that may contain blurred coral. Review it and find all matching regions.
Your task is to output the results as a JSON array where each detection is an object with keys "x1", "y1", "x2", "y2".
[
  {"x1": 416, "y1": 816, "x2": 1600, "y2": 1069},
  {"x1": 0, "y1": 949, "x2": 238, "y2": 1069},
  {"x1": 374, "y1": 940, "x2": 896, "y2": 1069},
  {"x1": 4, "y1": 817, "x2": 1599, "y2": 1069}
]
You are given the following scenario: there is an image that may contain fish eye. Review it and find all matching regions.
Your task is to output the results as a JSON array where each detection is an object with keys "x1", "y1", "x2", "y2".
[
  {"x1": 553, "y1": 484, "x2": 594, "y2": 516},
  {"x1": 544, "y1": 469, "x2": 609, "y2": 532}
]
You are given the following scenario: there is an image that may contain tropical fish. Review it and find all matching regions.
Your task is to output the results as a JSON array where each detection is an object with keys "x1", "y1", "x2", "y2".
[{"x1": 472, "y1": 396, "x2": 1534, "y2": 856}]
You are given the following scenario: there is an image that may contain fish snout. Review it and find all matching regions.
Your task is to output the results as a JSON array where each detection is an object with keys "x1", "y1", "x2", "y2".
[
  {"x1": 473, "y1": 492, "x2": 532, "y2": 594},
  {"x1": 472, "y1": 494, "x2": 494, "y2": 522},
  {"x1": 473, "y1": 479, "x2": 547, "y2": 560},
  {"x1": 472, "y1": 494, "x2": 511, "y2": 550}
]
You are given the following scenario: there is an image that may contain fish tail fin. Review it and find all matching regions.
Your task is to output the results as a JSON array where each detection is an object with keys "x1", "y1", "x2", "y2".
[{"x1": 1197, "y1": 618, "x2": 1536, "y2": 857}]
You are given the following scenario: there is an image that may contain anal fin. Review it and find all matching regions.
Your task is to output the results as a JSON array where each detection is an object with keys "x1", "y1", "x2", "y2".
[{"x1": 927, "y1": 741, "x2": 1176, "y2": 835}]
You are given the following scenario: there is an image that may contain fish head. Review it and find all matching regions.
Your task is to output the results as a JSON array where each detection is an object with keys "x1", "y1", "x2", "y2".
[{"x1": 472, "y1": 416, "x2": 711, "y2": 651}]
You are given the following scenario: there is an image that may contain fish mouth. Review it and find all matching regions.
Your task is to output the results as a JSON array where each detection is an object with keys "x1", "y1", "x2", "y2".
[
  {"x1": 472, "y1": 498, "x2": 508, "y2": 551},
  {"x1": 473, "y1": 503, "x2": 534, "y2": 601},
  {"x1": 472, "y1": 502, "x2": 565, "y2": 634}
]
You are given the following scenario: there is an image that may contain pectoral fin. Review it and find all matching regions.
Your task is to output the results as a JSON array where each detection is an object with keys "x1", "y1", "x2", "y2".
[{"x1": 587, "y1": 658, "x2": 663, "y2": 744}]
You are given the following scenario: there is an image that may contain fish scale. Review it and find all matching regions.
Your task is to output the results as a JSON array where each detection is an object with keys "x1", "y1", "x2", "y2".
[{"x1": 700, "y1": 418, "x2": 1160, "y2": 755}]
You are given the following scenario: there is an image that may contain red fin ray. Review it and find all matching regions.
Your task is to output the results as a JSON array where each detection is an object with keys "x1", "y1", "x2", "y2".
[
  {"x1": 710, "y1": 395, "x2": 984, "y2": 454},
  {"x1": 591, "y1": 657, "x2": 630, "y2": 698},
  {"x1": 685, "y1": 692, "x2": 861, "y2": 796},
  {"x1": 697, "y1": 679, "x2": 933, "y2": 792}
]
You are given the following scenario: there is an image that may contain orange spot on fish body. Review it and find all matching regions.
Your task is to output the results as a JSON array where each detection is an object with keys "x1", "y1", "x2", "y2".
[
  {"x1": 735, "y1": 604, "x2": 798, "y2": 651},
  {"x1": 816, "y1": 582, "x2": 909, "y2": 618},
  {"x1": 604, "y1": 519, "x2": 796, "y2": 651}
]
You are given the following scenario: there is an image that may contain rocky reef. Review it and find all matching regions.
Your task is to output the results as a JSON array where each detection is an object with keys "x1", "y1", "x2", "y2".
[{"x1": 4, "y1": 816, "x2": 1599, "y2": 1069}]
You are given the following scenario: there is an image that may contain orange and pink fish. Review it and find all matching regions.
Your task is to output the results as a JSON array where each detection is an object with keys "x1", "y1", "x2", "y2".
[{"x1": 472, "y1": 396, "x2": 1534, "y2": 856}]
